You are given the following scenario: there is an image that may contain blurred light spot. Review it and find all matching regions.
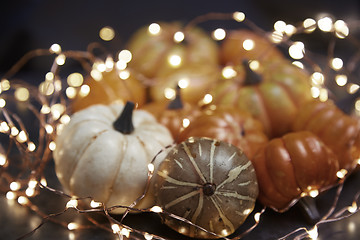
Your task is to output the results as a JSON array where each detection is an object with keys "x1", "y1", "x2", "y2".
[
  {"x1": 118, "y1": 50, "x2": 132, "y2": 63},
  {"x1": 174, "y1": 31, "x2": 185, "y2": 43},
  {"x1": 334, "y1": 20, "x2": 349, "y2": 38},
  {"x1": 178, "y1": 78, "x2": 189, "y2": 89},
  {"x1": 164, "y1": 88, "x2": 176, "y2": 100},
  {"x1": 56, "y1": 54, "x2": 66, "y2": 65},
  {"x1": 49, "y1": 43, "x2": 62, "y2": 54},
  {"x1": 348, "y1": 83, "x2": 360, "y2": 94},
  {"x1": 99, "y1": 26, "x2": 115, "y2": 41},
  {"x1": 243, "y1": 39, "x2": 255, "y2": 51},
  {"x1": 212, "y1": 28, "x2": 226, "y2": 41},
  {"x1": 274, "y1": 20, "x2": 286, "y2": 32},
  {"x1": 119, "y1": 70, "x2": 130, "y2": 80},
  {"x1": 318, "y1": 16, "x2": 333, "y2": 32},
  {"x1": 233, "y1": 11, "x2": 245, "y2": 22},
  {"x1": 289, "y1": 41, "x2": 305, "y2": 59},
  {"x1": 311, "y1": 72, "x2": 325, "y2": 86},
  {"x1": 14, "y1": 87, "x2": 30, "y2": 101},
  {"x1": 168, "y1": 54, "x2": 182, "y2": 67},
  {"x1": 335, "y1": 75, "x2": 347, "y2": 86},
  {"x1": 292, "y1": 61, "x2": 304, "y2": 69},
  {"x1": 222, "y1": 66, "x2": 237, "y2": 79},
  {"x1": 303, "y1": 18, "x2": 317, "y2": 32},
  {"x1": 148, "y1": 23, "x2": 161, "y2": 35},
  {"x1": 330, "y1": 57, "x2": 343, "y2": 70},
  {"x1": 67, "y1": 73, "x2": 83, "y2": 87}
]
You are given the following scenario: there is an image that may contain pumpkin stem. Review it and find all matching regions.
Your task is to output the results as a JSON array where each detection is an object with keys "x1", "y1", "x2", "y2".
[
  {"x1": 113, "y1": 101, "x2": 135, "y2": 134},
  {"x1": 297, "y1": 196, "x2": 321, "y2": 225},
  {"x1": 242, "y1": 60, "x2": 263, "y2": 85},
  {"x1": 167, "y1": 86, "x2": 184, "y2": 110}
]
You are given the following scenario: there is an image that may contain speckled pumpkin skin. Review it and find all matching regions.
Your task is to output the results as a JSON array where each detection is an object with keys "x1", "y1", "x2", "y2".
[{"x1": 154, "y1": 137, "x2": 258, "y2": 239}]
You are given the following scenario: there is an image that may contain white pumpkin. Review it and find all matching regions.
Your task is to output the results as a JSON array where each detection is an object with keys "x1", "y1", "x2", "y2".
[{"x1": 53, "y1": 102, "x2": 174, "y2": 213}]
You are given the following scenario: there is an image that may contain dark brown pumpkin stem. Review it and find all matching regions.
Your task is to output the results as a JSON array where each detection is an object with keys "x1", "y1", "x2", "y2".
[
  {"x1": 113, "y1": 101, "x2": 135, "y2": 134},
  {"x1": 167, "y1": 86, "x2": 184, "y2": 110},
  {"x1": 242, "y1": 60, "x2": 263, "y2": 85}
]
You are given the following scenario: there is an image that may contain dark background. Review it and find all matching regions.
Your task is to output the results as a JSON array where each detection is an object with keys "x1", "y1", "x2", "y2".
[
  {"x1": 1, "y1": 1, "x2": 360, "y2": 240},
  {"x1": 1, "y1": 0, "x2": 360, "y2": 72}
]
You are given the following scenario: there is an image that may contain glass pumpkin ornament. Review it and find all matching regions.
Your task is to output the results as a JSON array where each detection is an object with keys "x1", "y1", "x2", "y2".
[
  {"x1": 210, "y1": 60, "x2": 312, "y2": 138},
  {"x1": 292, "y1": 99, "x2": 360, "y2": 171},
  {"x1": 53, "y1": 102, "x2": 173, "y2": 214},
  {"x1": 71, "y1": 68, "x2": 146, "y2": 112},
  {"x1": 251, "y1": 131, "x2": 339, "y2": 212},
  {"x1": 177, "y1": 105, "x2": 268, "y2": 160},
  {"x1": 154, "y1": 137, "x2": 258, "y2": 239}
]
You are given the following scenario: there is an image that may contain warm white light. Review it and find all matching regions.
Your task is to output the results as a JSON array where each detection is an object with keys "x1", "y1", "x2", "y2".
[
  {"x1": 6, "y1": 191, "x2": 16, "y2": 200},
  {"x1": 66, "y1": 199, "x2": 78, "y2": 208},
  {"x1": 348, "y1": 202, "x2": 358, "y2": 213},
  {"x1": 105, "y1": 56, "x2": 114, "y2": 71},
  {"x1": 148, "y1": 23, "x2": 161, "y2": 35},
  {"x1": 150, "y1": 206, "x2": 163, "y2": 213},
  {"x1": 303, "y1": 18, "x2": 317, "y2": 32},
  {"x1": 144, "y1": 233, "x2": 154, "y2": 240},
  {"x1": 174, "y1": 31, "x2": 185, "y2": 43},
  {"x1": 10, "y1": 181, "x2": 21, "y2": 191},
  {"x1": 28, "y1": 179, "x2": 38, "y2": 189},
  {"x1": 25, "y1": 188, "x2": 35, "y2": 197},
  {"x1": 45, "y1": 124, "x2": 54, "y2": 134},
  {"x1": 78, "y1": 85, "x2": 90, "y2": 97},
  {"x1": 274, "y1": 20, "x2": 286, "y2": 32},
  {"x1": 355, "y1": 100, "x2": 360, "y2": 112},
  {"x1": 50, "y1": 43, "x2": 62, "y2": 54},
  {"x1": 164, "y1": 88, "x2": 176, "y2": 100},
  {"x1": 348, "y1": 84, "x2": 360, "y2": 94},
  {"x1": 90, "y1": 200, "x2": 102, "y2": 208},
  {"x1": 120, "y1": 228, "x2": 131, "y2": 237},
  {"x1": 309, "y1": 189, "x2": 319, "y2": 198},
  {"x1": 1, "y1": 79, "x2": 10, "y2": 91},
  {"x1": 233, "y1": 11, "x2": 245, "y2": 22},
  {"x1": 289, "y1": 41, "x2": 305, "y2": 60},
  {"x1": 311, "y1": 72, "x2": 325, "y2": 86},
  {"x1": 14, "y1": 87, "x2": 30, "y2": 101},
  {"x1": 18, "y1": 196, "x2": 29, "y2": 205},
  {"x1": 39, "y1": 81, "x2": 55, "y2": 96},
  {"x1": 0, "y1": 98, "x2": 6, "y2": 108},
  {"x1": 0, "y1": 153, "x2": 6, "y2": 166},
  {"x1": 55, "y1": 54, "x2": 66, "y2": 65},
  {"x1": 307, "y1": 226, "x2": 318, "y2": 240},
  {"x1": 331, "y1": 57, "x2": 343, "y2": 70},
  {"x1": 178, "y1": 78, "x2": 189, "y2": 89},
  {"x1": 285, "y1": 24, "x2": 297, "y2": 36},
  {"x1": 112, "y1": 224, "x2": 121, "y2": 234},
  {"x1": 292, "y1": 61, "x2": 304, "y2": 69},
  {"x1": 254, "y1": 212, "x2": 261, "y2": 223},
  {"x1": 318, "y1": 16, "x2": 333, "y2": 32},
  {"x1": 66, "y1": 87, "x2": 77, "y2": 99},
  {"x1": 271, "y1": 31, "x2": 283, "y2": 43},
  {"x1": 11, "y1": 127, "x2": 19, "y2": 137},
  {"x1": 337, "y1": 169, "x2": 348, "y2": 179},
  {"x1": 202, "y1": 94, "x2": 213, "y2": 105},
  {"x1": 99, "y1": 26, "x2": 115, "y2": 41},
  {"x1": 67, "y1": 222, "x2": 79, "y2": 230},
  {"x1": 118, "y1": 50, "x2": 132, "y2": 63},
  {"x1": 311, "y1": 87, "x2": 321, "y2": 98},
  {"x1": 168, "y1": 55, "x2": 182, "y2": 67},
  {"x1": 182, "y1": 118, "x2": 190, "y2": 128},
  {"x1": 334, "y1": 20, "x2": 349, "y2": 38},
  {"x1": 60, "y1": 114, "x2": 71, "y2": 124},
  {"x1": 49, "y1": 141, "x2": 56, "y2": 151},
  {"x1": 249, "y1": 60, "x2": 260, "y2": 71},
  {"x1": 212, "y1": 28, "x2": 226, "y2": 41},
  {"x1": 119, "y1": 70, "x2": 130, "y2": 80},
  {"x1": 45, "y1": 72, "x2": 54, "y2": 81},
  {"x1": 17, "y1": 130, "x2": 28, "y2": 143},
  {"x1": 148, "y1": 163, "x2": 155, "y2": 173},
  {"x1": 222, "y1": 66, "x2": 237, "y2": 79},
  {"x1": 243, "y1": 39, "x2": 255, "y2": 51},
  {"x1": 335, "y1": 74, "x2": 347, "y2": 86},
  {"x1": 319, "y1": 88, "x2": 328, "y2": 102}
]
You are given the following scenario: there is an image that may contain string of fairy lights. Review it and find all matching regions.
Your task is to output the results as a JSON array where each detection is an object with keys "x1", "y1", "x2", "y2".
[{"x1": 0, "y1": 11, "x2": 360, "y2": 240}]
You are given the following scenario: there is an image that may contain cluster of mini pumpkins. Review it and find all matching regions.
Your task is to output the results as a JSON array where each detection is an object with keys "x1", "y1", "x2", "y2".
[{"x1": 53, "y1": 22, "x2": 360, "y2": 239}]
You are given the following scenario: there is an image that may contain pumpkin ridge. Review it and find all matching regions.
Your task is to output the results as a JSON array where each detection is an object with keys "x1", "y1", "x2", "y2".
[
  {"x1": 276, "y1": 81, "x2": 301, "y2": 108},
  {"x1": 253, "y1": 86, "x2": 272, "y2": 136},
  {"x1": 69, "y1": 129, "x2": 109, "y2": 193}
]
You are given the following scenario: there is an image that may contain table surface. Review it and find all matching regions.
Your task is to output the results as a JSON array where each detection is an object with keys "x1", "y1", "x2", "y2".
[{"x1": 1, "y1": 159, "x2": 360, "y2": 240}]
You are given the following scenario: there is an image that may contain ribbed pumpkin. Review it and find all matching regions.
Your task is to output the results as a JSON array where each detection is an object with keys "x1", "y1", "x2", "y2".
[
  {"x1": 71, "y1": 68, "x2": 146, "y2": 112},
  {"x1": 210, "y1": 60, "x2": 312, "y2": 138},
  {"x1": 177, "y1": 105, "x2": 268, "y2": 160},
  {"x1": 292, "y1": 99, "x2": 360, "y2": 171},
  {"x1": 154, "y1": 137, "x2": 258, "y2": 239},
  {"x1": 53, "y1": 102, "x2": 173, "y2": 213},
  {"x1": 126, "y1": 21, "x2": 220, "y2": 104},
  {"x1": 220, "y1": 29, "x2": 285, "y2": 67},
  {"x1": 251, "y1": 131, "x2": 339, "y2": 211}
]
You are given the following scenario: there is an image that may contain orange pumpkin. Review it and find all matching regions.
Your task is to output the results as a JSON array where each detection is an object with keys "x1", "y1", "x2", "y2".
[
  {"x1": 220, "y1": 29, "x2": 285, "y2": 67},
  {"x1": 210, "y1": 60, "x2": 312, "y2": 138},
  {"x1": 71, "y1": 68, "x2": 146, "y2": 112},
  {"x1": 141, "y1": 89, "x2": 201, "y2": 140},
  {"x1": 126, "y1": 22, "x2": 220, "y2": 104},
  {"x1": 251, "y1": 131, "x2": 339, "y2": 211},
  {"x1": 177, "y1": 105, "x2": 268, "y2": 160},
  {"x1": 292, "y1": 99, "x2": 360, "y2": 171}
]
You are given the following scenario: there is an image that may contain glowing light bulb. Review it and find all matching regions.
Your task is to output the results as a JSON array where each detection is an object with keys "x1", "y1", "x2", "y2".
[
  {"x1": 337, "y1": 169, "x2": 348, "y2": 179},
  {"x1": 330, "y1": 57, "x2": 343, "y2": 70},
  {"x1": 56, "y1": 54, "x2": 66, "y2": 65},
  {"x1": 164, "y1": 88, "x2": 176, "y2": 100},
  {"x1": 174, "y1": 31, "x2": 185, "y2": 43},
  {"x1": 10, "y1": 181, "x2": 21, "y2": 191},
  {"x1": 28, "y1": 179, "x2": 38, "y2": 189},
  {"x1": 348, "y1": 202, "x2": 357, "y2": 213},
  {"x1": 212, "y1": 28, "x2": 226, "y2": 41},
  {"x1": 249, "y1": 60, "x2": 260, "y2": 71},
  {"x1": 254, "y1": 212, "x2": 261, "y2": 223},
  {"x1": 0, "y1": 153, "x2": 6, "y2": 166},
  {"x1": 182, "y1": 118, "x2": 190, "y2": 128},
  {"x1": 45, "y1": 72, "x2": 54, "y2": 81},
  {"x1": 334, "y1": 20, "x2": 349, "y2": 38},
  {"x1": 18, "y1": 196, "x2": 29, "y2": 205},
  {"x1": 307, "y1": 226, "x2": 318, "y2": 240},
  {"x1": 90, "y1": 200, "x2": 102, "y2": 208},
  {"x1": 271, "y1": 31, "x2": 283, "y2": 43},
  {"x1": 144, "y1": 233, "x2": 154, "y2": 240},
  {"x1": 355, "y1": 99, "x2": 360, "y2": 112},
  {"x1": 1, "y1": 79, "x2": 10, "y2": 91},
  {"x1": 168, "y1": 54, "x2": 182, "y2": 67},
  {"x1": 233, "y1": 11, "x2": 245, "y2": 22},
  {"x1": 242, "y1": 39, "x2": 255, "y2": 51},
  {"x1": 120, "y1": 228, "x2": 131, "y2": 237},
  {"x1": 39, "y1": 81, "x2": 55, "y2": 96},
  {"x1": 289, "y1": 41, "x2": 305, "y2": 59},
  {"x1": 311, "y1": 87, "x2": 321, "y2": 98},
  {"x1": 50, "y1": 43, "x2": 62, "y2": 54},
  {"x1": 67, "y1": 222, "x2": 79, "y2": 230},
  {"x1": 49, "y1": 141, "x2": 56, "y2": 151},
  {"x1": 99, "y1": 26, "x2": 115, "y2": 41},
  {"x1": 79, "y1": 85, "x2": 90, "y2": 97},
  {"x1": 285, "y1": 24, "x2": 297, "y2": 36},
  {"x1": 66, "y1": 199, "x2": 78, "y2": 208},
  {"x1": 90, "y1": 69, "x2": 103, "y2": 81},
  {"x1": 17, "y1": 130, "x2": 28, "y2": 143},
  {"x1": 119, "y1": 70, "x2": 130, "y2": 80},
  {"x1": 14, "y1": 87, "x2": 30, "y2": 101},
  {"x1": 148, "y1": 163, "x2": 155, "y2": 173},
  {"x1": 309, "y1": 189, "x2": 319, "y2": 198},
  {"x1": 11, "y1": 127, "x2": 19, "y2": 137},
  {"x1": 318, "y1": 16, "x2": 333, "y2": 32},
  {"x1": 0, "y1": 98, "x2": 6, "y2": 108},
  {"x1": 202, "y1": 94, "x2": 213, "y2": 105},
  {"x1": 66, "y1": 87, "x2": 77, "y2": 99},
  {"x1": 335, "y1": 75, "x2": 347, "y2": 86},
  {"x1": 6, "y1": 191, "x2": 16, "y2": 200},
  {"x1": 292, "y1": 61, "x2": 304, "y2": 69},
  {"x1": 118, "y1": 50, "x2": 132, "y2": 63},
  {"x1": 150, "y1": 206, "x2": 163, "y2": 213},
  {"x1": 222, "y1": 66, "x2": 237, "y2": 79},
  {"x1": 148, "y1": 23, "x2": 161, "y2": 35},
  {"x1": 274, "y1": 20, "x2": 286, "y2": 32},
  {"x1": 303, "y1": 18, "x2": 317, "y2": 32},
  {"x1": 25, "y1": 188, "x2": 35, "y2": 197},
  {"x1": 348, "y1": 83, "x2": 360, "y2": 94},
  {"x1": 178, "y1": 78, "x2": 189, "y2": 89},
  {"x1": 311, "y1": 72, "x2": 325, "y2": 86},
  {"x1": 112, "y1": 224, "x2": 121, "y2": 234}
]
